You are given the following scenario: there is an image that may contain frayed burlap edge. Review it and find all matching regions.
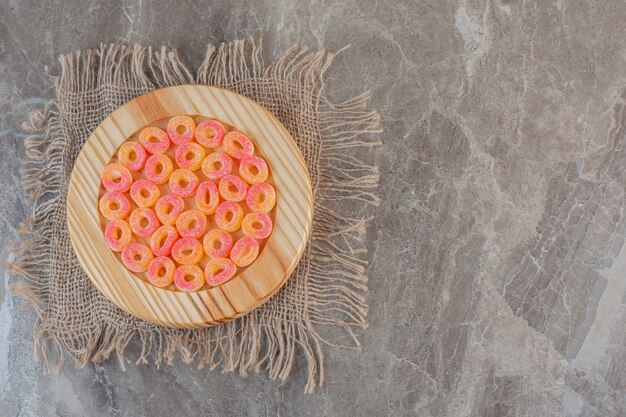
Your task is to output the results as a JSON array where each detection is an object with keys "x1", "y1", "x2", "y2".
[{"x1": 7, "y1": 38, "x2": 381, "y2": 392}]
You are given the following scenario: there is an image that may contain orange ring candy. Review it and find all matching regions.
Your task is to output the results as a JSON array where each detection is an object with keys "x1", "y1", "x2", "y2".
[
  {"x1": 175, "y1": 142, "x2": 206, "y2": 171},
  {"x1": 204, "y1": 258, "x2": 237, "y2": 286},
  {"x1": 167, "y1": 116, "x2": 196, "y2": 145},
  {"x1": 99, "y1": 191, "x2": 131, "y2": 220},
  {"x1": 214, "y1": 201, "x2": 244, "y2": 232},
  {"x1": 168, "y1": 169, "x2": 199, "y2": 197},
  {"x1": 117, "y1": 141, "x2": 147, "y2": 171},
  {"x1": 175, "y1": 210, "x2": 207, "y2": 239},
  {"x1": 171, "y1": 237, "x2": 203, "y2": 265},
  {"x1": 150, "y1": 225, "x2": 179, "y2": 257},
  {"x1": 121, "y1": 242, "x2": 153, "y2": 272},
  {"x1": 174, "y1": 264, "x2": 205, "y2": 291},
  {"x1": 230, "y1": 236, "x2": 260, "y2": 267},
  {"x1": 195, "y1": 119, "x2": 226, "y2": 148},
  {"x1": 104, "y1": 219, "x2": 132, "y2": 251},
  {"x1": 218, "y1": 175, "x2": 248, "y2": 202},
  {"x1": 154, "y1": 194, "x2": 185, "y2": 225},
  {"x1": 202, "y1": 229, "x2": 234, "y2": 258},
  {"x1": 201, "y1": 152, "x2": 233, "y2": 180},
  {"x1": 239, "y1": 156, "x2": 269, "y2": 184},
  {"x1": 129, "y1": 208, "x2": 160, "y2": 238},
  {"x1": 130, "y1": 179, "x2": 160, "y2": 208},
  {"x1": 144, "y1": 154, "x2": 174, "y2": 185},
  {"x1": 245, "y1": 182, "x2": 276, "y2": 213},
  {"x1": 195, "y1": 181, "x2": 219, "y2": 215},
  {"x1": 101, "y1": 163, "x2": 133, "y2": 192},
  {"x1": 147, "y1": 256, "x2": 175, "y2": 288},
  {"x1": 223, "y1": 131, "x2": 254, "y2": 159},
  {"x1": 139, "y1": 126, "x2": 170, "y2": 154},
  {"x1": 242, "y1": 212, "x2": 273, "y2": 240}
]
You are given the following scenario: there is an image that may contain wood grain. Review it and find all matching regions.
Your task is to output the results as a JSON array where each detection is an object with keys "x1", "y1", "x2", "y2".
[{"x1": 67, "y1": 85, "x2": 313, "y2": 328}]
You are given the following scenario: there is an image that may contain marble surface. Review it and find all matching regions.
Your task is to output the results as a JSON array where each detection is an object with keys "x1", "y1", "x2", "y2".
[{"x1": 1, "y1": 0, "x2": 626, "y2": 415}]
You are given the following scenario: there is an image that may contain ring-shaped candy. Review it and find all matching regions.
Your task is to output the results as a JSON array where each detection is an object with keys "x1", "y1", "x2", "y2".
[
  {"x1": 204, "y1": 258, "x2": 237, "y2": 286},
  {"x1": 104, "y1": 219, "x2": 132, "y2": 251},
  {"x1": 175, "y1": 142, "x2": 206, "y2": 171},
  {"x1": 154, "y1": 194, "x2": 185, "y2": 225},
  {"x1": 239, "y1": 156, "x2": 269, "y2": 184},
  {"x1": 241, "y1": 212, "x2": 273, "y2": 240},
  {"x1": 201, "y1": 152, "x2": 233, "y2": 180},
  {"x1": 167, "y1": 116, "x2": 196, "y2": 145},
  {"x1": 150, "y1": 225, "x2": 179, "y2": 257},
  {"x1": 130, "y1": 179, "x2": 160, "y2": 208},
  {"x1": 218, "y1": 175, "x2": 248, "y2": 202},
  {"x1": 121, "y1": 242, "x2": 153, "y2": 272},
  {"x1": 171, "y1": 237, "x2": 203, "y2": 265},
  {"x1": 214, "y1": 201, "x2": 244, "y2": 232},
  {"x1": 195, "y1": 181, "x2": 220, "y2": 215},
  {"x1": 129, "y1": 208, "x2": 160, "y2": 238},
  {"x1": 195, "y1": 119, "x2": 226, "y2": 148},
  {"x1": 117, "y1": 141, "x2": 147, "y2": 171},
  {"x1": 230, "y1": 236, "x2": 260, "y2": 267},
  {"x1": 174, "y1": 264, "x2": 205, "y2": 291},
  {"x1": 245, "y1": 182, "x2": 276, "y2": 213},
  {"x1": 139, "y1": 126, "x2": 170, "y2": 154},
  {"x1": 168, "y1": 169, "x2": 199, "y2": 197},
  {"x1": 147, "y1": 256, "x2": 175, "y2": 288},
  {"x1": 202, "y1": 229, "x2": 234, "y2": 259},
  {"x1": 223, "y1": 131, "x2": 254, "y2": 159},
  {"x1": 144, "y1": 154, "x2": 174, "y2": 185},
  {"x1": 99, "y1": 191, "x2": 131, "y2": 220},
  {"x1": 175, "y1": 210, "x2": 207, "y2": 239},
  {"x1": 101, "y1": 163, "x2": 133, "y2": 192}
]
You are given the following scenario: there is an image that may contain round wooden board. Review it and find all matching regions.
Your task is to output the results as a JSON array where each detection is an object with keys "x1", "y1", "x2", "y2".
[{"x1": 67, "y1": 85, "x2": 313, "y2": 328}]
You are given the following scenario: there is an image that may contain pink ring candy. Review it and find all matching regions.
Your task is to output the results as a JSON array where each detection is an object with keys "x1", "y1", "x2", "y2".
[
  {"x1": 175, "y1": 210, "x2": 207, "y2": 239},
  {"x1": 195, "y1": 181, "x2": 220, "y2": 215},
  {"x1": 121, "y1": 242, "x2": 154, "y2": 272},
  {"x1": 130, "y1": 179, "x2": 160, "y2": 208},
  {"x1": 99, "y1": 191, "x2": 131, "y2": 220},
  {"x1": 214, "y1": 201, "x2": 244, "y2": 232},
  {"x1": 144, "y1": 154, "x2": 174, "y2": 185},
  {"x1": 129, "y1": 208, "x2": 160, "y2": 238},
  {"x1": 241, "y1": 212, "x2": 273, "y2": 240},
  {"x1": 175, "y1": 142, "x2": 206, "y2": 171},
  {"x1": 223, "y1": 131, "x2": 254, "y2": 159},
  {"x1": 245, "y1": 182, "x2": 276, "y2": 213},
  {"x1": 201, "y1": 152, "x2": 233, "y2": 180},
  {"x1": 195, "y1": 119, "x2": 226, "y2": 148},
  {"x1": 218, "y1": 175, "x2": 248, "y2": 202},
  {"x1": 171, "y1": 238, "x2": 203, "y2": 265},
  {"x1": 204, "y1": 258, "x2": 237, "y2": 286},
  {"x1": 139, "y1": 127, "x2": 170, "y2": 154},
  {"x1": 167, "y1": 116, "x2": 196, "y2": 145},
  {"x1": 174, "y1": 264, "x2": 205, "y2": 291},
  {"x1": 168, "y1": 169, "x2": 199, "y2": 197},
  {"x1": 155, "y1": 194, "x2": 185, "y2": 225},
  {"x1": 101, "y1": 163, "x2": 133, "y2": 192},
  {"x1": 147, "y1": 256, "x2": 175, "y2": 288},
  {"x1": 117, "y1": 141, "x2": 147, "y2": 171},
  {"x1": 202, "y1": 229, "x2": 234, "y2": 259},
  {"x1": 150, "y1": 225, "x2": 179, "y2": 257},
  {"x1": 239, "y1": 156, "x2": 269, "y2": 184},
  {"x1": 230, "y1": 236, "x2": 260, "y2": 267},
  {"x1": 104, "y1": 219, "x2": 132, "y2": 251}
]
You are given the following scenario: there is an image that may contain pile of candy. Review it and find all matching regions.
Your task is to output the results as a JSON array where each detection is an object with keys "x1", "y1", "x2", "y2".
[{"x1": 99, "y1": 116, "x2": 276, "y2": 292}]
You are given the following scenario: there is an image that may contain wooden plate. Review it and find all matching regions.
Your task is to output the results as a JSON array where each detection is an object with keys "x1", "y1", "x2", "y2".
[{"x1": 67, "y1": 85, "x2": 312, "y2": 328}]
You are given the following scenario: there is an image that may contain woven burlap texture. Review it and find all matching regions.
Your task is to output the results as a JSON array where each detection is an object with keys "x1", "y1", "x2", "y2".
[{"x1": 8, "y1": 38, "x2": 381, "y2": 392}]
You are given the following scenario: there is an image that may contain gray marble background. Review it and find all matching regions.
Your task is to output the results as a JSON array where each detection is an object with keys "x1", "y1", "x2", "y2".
[{"x1": 1, "y1": 0, "x2": 626, "y2": 416}]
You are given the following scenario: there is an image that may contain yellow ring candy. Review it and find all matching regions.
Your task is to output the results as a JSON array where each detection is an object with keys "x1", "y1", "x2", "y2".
[
  {"x1": 147, "y1": 256, "x2": 175, "y2": 288},
  {"x1": 99, "y1": 191, "x2": 131, "y2": 220},
  {"x1": 139, "y1": 126, "x2": 170, "y2": 154},
  {"x1": 201, "y1": 152, "x2": 233, "y2": 180},
  {"x1": 168, "y1": 169, "x2": 199, "y2": 198},
  {"x1": 121, "y1": 242, "x2": 153, "y2": 272},
  {"x1": 195, "y1": 181, "x2": 219, "y2": 215},
  {"x1": 130, "y1": 179, "x2": 160, "y2": 208},
  {"x1": 101, "y1": 163, "x2": 133, "y2": 193},
  {"x1": 129, "y1": 208, "x2": 160, "y2": 238},
  {"x1": 117, "y1": 141, "x2": 147, "y2": 171},
  {"x1": 174, "y1": 264, "x2": 205, "y2": 291},
  {"x1": 175, "y1": 210, "x2": 207, "y2": 239},
  {"x1": 202, "y1": 229, "x2": 233, "y2": 259},
  {"x1": 104, "y1": 219, "x2": 132, "y2": 251},
  {"x1": 144, "y1": 154, "x2": 174, "y2": 185},
  {"x1": 242, "y1": 212, "x2": 273, "y2": 240},
  {"x1": 175, "y1": 142, "x2": 206, "y2": 171},
  {"x1": 223, "y1": 131, "x2": 254, "y2": 159},
  {"x1": 230, "y1": 236, "x2": 260, "y2": 267},
  {"x1": 204, "y1": 258, "x2": 237, "y2": 286},
  {"x1": 167, "y1": 116, "x2": 196, "y2": 145},
  {"x1": 171, "y1": 237, "x2": 203, "y2": 265},
  {"x1": 195, "y1": 119, "x2": 226, "y2": 148},
  {"x1": 150, "y1": 225, "x2": 179, "y2": 257},
  {"x1": 154, "y1": 194, "x2": 185, "y2": 225},
  {"x1": 218, "y1": 175, "x2": 248, "y2": 202},
  {"x1": 214, "y1": 201, "x2": 244, "y2": 232},
  {"x1": 239, "y1": 156, "x2": 269, "y2": 184},
  {"x1": 245, "y1": 182, "x2": 276, "y2": 213}
]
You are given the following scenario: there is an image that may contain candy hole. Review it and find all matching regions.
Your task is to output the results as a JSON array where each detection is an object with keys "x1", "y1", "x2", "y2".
[
  {"x1": 213, "y1": 161, "x2": 222, "y2": 170},
  {"x1": 148, "y1": 136, "x2": 159, "y2": 143},
  {"x1": 140, "y1": 217, "x2": 149, "y2": 228},
  {"x1": 155, "y1": 163, "x2": 163, "y2": 174},
  {"x1": 232, "y1": 140, "x2": 243, "y2": 151},
  {"x1": 140, "y1": 189, "x2": 150, "y2": 198},
  {"x1": 215, "y1": 266, "x2": 225, "y2": 275},
  {"x1": 205, "y1": 128, "x2": 215, "y2": 139},
  {"x1": 114, "y1": 229, "x2": 122, "y2": 239},
  {"x1": 157, "y1": 266, "x2": 166, "y2": 277},
  {"x1": 112, "y1": 175, "x2": 122, "y2": 184},
  {"x1": 129, "y1": 150, "x2": 137, "y2": 161},
  {"x1": 109, "y1": 201, "x2": 120, "y2": 210},
  {"x1": 164, "y1": 204, "x2": 173, "y2": 214},
  {"x1": 257, "y1": 193, "x2": 266, "y2": 204},
  {"x1": 212, "y1": 240, "x2": 222, "y2": 250},
  {"x1": 176, "y1": 125, "x2": 187, "y2": 135},
  {"x1": 133, "y1": 253, "x2": 142, "y2": 261},
  {"x1": 188, "y1": 219, "x2": 198, "y2": 229},
  {"x1": 249, "y1": 165, "x2": 259, "y2": 175},
  {"x1": 156, "y1": 235, "x2": 165, "y2": 248},
  {"x1": 179, "y1": 178, "x2": 189, "y2": 188},
  {"x1": 252, "y1": 221, "x2": 262, "y2": 230},
  {"x1": 185, "y1": 152, "x2": 194, "y2": 161},
  {"x1": 183, "y1": 273, "x2": 195, "y2": 282},
  {"x1": 225, "y1": 211, "x2": 234, "y2": 222},
  {"x1": 239, "y1": 246, "x2": 250, "y2": 257},
  {"x1": 181, "y1": 249, "x2": 192, "y2": 256},
  {"x1": 228, "y1": 184, "x2": 238, "y2": 193}
]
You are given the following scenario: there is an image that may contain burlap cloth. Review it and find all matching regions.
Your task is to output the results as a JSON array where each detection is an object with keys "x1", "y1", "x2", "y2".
[{"x1": 8, "y1": 38, "x2": 380, "y2": 392}]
